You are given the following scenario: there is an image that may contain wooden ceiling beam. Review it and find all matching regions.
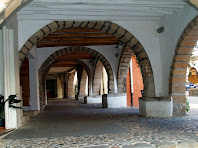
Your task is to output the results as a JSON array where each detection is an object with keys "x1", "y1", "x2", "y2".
[
  {"x1": 47, "y1": 33, "x2": 112, "y2": 38},
  {"x1": 40, "y1": 36, "x2": 118, "y2": 42},
  {"x1": 37, "y1": 41, "x2": 119, "y2": 48},
  {"x1": 54, "y1": 54, "x2": 94, "y2": 61},
  {"x1": 52, "y1": 64, "x2": 77, "y2": 67},
  {"x1": 38, "y1": 40, "x2": 119, "y2": 45},
  {"x1": 55, "y1": 28, "x2": 103, "y2": 33}
]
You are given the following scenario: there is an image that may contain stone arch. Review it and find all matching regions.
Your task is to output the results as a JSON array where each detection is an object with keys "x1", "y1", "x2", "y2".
[
  {"x1": 39, "y1": 59, "x2": 90, "y2": 109},
  {"x1": 39, "y1": 46, "x2": 114, "y2": 93},
  {"x1": 169, "y1": 15, "x2": 198, "y2": 116},
  {"x1": 19, "y1": 21, "x2": 155, "y2": 97},
  {"x1": 79, "y1": 69, "x2": 88, "y2": 97},
  {"x1": 75, "y1": 60, "x2": 92, "y2": 96},
  {"x1": 117, "y1": 45, "x2": 154, "y2": 97},
  {"x1": 93, "y1": 60, "x2": 104, "y2": 96}
]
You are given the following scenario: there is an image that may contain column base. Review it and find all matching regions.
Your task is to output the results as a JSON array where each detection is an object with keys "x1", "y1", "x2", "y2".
[
  {"x1": 86, "y1": 96, "x2": 102, "y2": 104},
  {"x1": 173, "y1": 103, "x2": 186, "y2": 117},
  {"x1": 84, "y1": 96, "x2": 87, "y2": 104},
  {"x1": 75, "y1": 95, "x2": 78, "y2": 100},
  {"x1": 139, "y1": 97, "x2": 173, "y2": 117},
  {"x1": 102, "y1": 93, "x2": 127, "y2": 108},
  {"x1": 76, "y1": 95, "x2": 86, "y2": 103},
  {"x1": 23, "y1": 110, "x2": 40, "y2": 116}
]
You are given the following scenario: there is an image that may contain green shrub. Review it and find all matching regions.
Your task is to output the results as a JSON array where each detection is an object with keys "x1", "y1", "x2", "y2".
[{"x1": 186, "y1": 98, "x2": 190, "y2": 112}]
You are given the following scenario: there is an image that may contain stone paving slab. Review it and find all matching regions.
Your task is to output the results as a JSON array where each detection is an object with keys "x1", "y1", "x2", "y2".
[{"x1": 1, "y1": 99, "x2": 198, "y2": 147}]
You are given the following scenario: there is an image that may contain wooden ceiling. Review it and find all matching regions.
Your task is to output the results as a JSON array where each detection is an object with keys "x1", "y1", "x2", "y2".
[
  {"x1": 54, "y1": 52, "x2": 94, "y2": 61},
  {"x1": 48, "y1": 67, "x2": 73, "y2": 74},
  {"x1": 52, "y1": 61, "x2": 77, "y2": 67},
  {"x1": 37, "y1": 27, "x2": 119, "y2": 48},
  {"x1": 51, "y1": 52, "x2": 94, "y2": 68}
]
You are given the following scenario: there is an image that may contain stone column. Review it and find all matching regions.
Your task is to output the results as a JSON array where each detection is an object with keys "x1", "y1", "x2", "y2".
[
  {"x1": 102, "y1": 93, "x2": 127, "y2": 108},
  {"x1": 29, "y1": 58, "x2": 40, "y2": 111},
  {"x1": 0, "y1": 30, "x2": 4, "y2": 95},
  {"x1": 76, "y1": 66, "x2": 83, "y2": 97},
  {"x1": 2, "y1": 26, "x2": 21, "y2": 129},
  {"x1": 57, "y1": 76, "x2": 63, "y2": 98},
  {"x1": 65, "y1": 73, "x2": 69, "y2": 98},
  {"x1": 60, "y1": 74, "x2": 65, "y2": 98},
  {"x1": 79, "y1": 69, "x2": 88, "y2": 99},
  {"x1": 93, "y1": 61, "x2": 103, "y2": 96},
  {"x1": 67, "y1": 71, "x2": 76, "y2": 98},
  {"x1": 139, "y1": 97, "x2": 173, "y2": 117}
]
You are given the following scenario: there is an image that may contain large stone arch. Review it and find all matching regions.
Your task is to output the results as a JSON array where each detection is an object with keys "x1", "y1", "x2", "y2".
[
  {"x1": 169, "y1": 16, "x2": 198, "y2": 116},
  {"x1": 19, "y1": 21, "x2": 155, "y2": 97},
  {"x1": 39, "y1": 59, "x2": 91, "y2": 109},
  {"x1": 117, "y1": 46, "x2": 153, "y2": 97},
  {"x1": 39, "y1": 46, "x2": 114, "y2": 93}
]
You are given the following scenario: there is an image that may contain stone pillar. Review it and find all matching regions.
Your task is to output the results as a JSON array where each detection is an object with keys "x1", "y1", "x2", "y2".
[
  {"x1": 65, "y1": 73, "x2": 69, "y2": 98},
  {"x1": 67, "y1": 71, "x2": 76, "y2": 98},
  {"x1": 93, "y1": 61, "x2": 103, "y2": 96},
  {"x1": 2, "y1": 26, "x2": 21, "y2": 129},
  {"x1": 139, "y1": 97, "x2": 173, "y2": 117},
  {"x1": 29, "y1": 58, "x2": 40, "y2": 111},
  {"x1": 57, "y1": 76, "x2": 63, "y2": 98},
  {"x1": 103, "y1": 93, "x2": 127, "y2": 108},
  {"x1": 76, "y1": 66, "x2": 83, "y2": 96},
  {"x1": 102, "y1": 67, "x2": 108, "y2": 94},
  {"x1": 60, "y1": 74, "x2": 65, "y2": 98},
  {"x1": 79, "y1": 69, "x2": 87, "y2": 99},
  {"x1": 102, "y1": 94, "x2": 108, "y2": 108},
  {"x1": 0, "y1": 30, "x2": 4, "y2": 95}
]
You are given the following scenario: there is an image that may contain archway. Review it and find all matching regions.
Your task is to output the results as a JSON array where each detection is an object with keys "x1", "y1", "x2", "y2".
[
  {"x1": 19, "y1": 21, "x2": 155, "y2": 97},
  {"x1": 39, "y1": 46, "x2": 114, "y2": 109},
  {"x1": 169, "y1": 16, "x2": 198, "y2": 116}
]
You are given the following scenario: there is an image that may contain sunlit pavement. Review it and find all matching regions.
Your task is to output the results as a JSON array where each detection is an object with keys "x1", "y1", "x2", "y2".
[{"x1": 186, "y1": 91, "x2": 198, "y2": 116}]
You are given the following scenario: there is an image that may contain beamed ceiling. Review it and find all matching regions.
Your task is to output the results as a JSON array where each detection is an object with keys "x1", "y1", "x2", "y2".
[
  {"x1": 54, "y1": 52, "x2": 94, "y2": 61},
  {"x1": 41, "y1": 28, "x2": 111, "y2": 74},
  {"x1": 37, "y1": 27, "x2": 120, "y2": 48},
  {"x1": 48, "y1": 52, "x2": 94, "y2": 74}
]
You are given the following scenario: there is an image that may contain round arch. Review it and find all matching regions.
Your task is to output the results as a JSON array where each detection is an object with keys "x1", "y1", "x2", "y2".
[
  {"x1": 19, "y1": 21, "x2": 155, "y2": 97},
  {"x1": 39, "y1": 46, "x2": 115, "y2": 93},
  {"x1": 169, "y1": 15, "x2": 198, "y2": 116},
  {"x1": 39, "y1": 58, "x2": 91, "y2": 109}
]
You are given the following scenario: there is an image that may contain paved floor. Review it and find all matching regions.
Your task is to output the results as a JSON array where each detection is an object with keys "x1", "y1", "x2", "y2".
[
  {"x1": 3, "y1": 99, "x2": 129, "y2": 139},
  {"x1": 0, "y1": 98, "x2": 198, "y2": 147}
]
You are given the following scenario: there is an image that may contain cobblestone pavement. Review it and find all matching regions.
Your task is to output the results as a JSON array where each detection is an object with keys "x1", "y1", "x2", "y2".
[{"x1": 1, "y1": 99, "x2": 198, "y2": 148}]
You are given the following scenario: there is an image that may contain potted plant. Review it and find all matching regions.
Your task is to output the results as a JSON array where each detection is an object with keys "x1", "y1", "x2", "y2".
[{"x1": 0, "y1": 94, "x2": 22, "y2": 128}]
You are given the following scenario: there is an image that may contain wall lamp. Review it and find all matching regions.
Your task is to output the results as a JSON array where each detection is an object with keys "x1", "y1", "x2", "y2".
[{"x1": 157, "y1": 27, "x2": 165, "y2": 33}]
